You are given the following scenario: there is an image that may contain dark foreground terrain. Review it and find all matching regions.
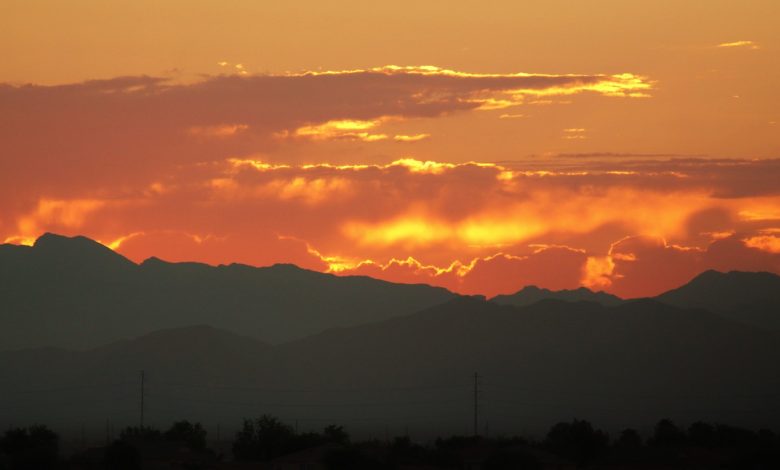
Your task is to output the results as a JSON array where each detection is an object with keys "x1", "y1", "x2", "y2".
[
  {"x1": 3, "y1": 416, "x2": 780, "y2": 469},
  {"x1": 2, "y1": 234, "x2": 780, "y2": 467}
]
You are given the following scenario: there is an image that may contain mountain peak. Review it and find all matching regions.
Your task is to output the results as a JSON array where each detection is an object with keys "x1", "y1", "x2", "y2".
[
  {"x1": 32, "y1": 232, "x2": 135, "y2": 268},
  {"x1": 98, "y1": 324, "x2": 269, "y2": 354},
  {"x1": 688, "y1": 269, "x2": 725, "y2": 283},
  {"x1": 34, "y1": 232, "x2": 90, "y2": 247},
  {"x1": 656, "y1": 270, "x2": 780, "y2": 329},
  {"x1": 491, "y1": 285, "x2": 623, "y2": 307},
  {"x1": 672, "y1": 270, "x2": 780, "y2": 292},
  {"x1": 268, "y1": 262, "x2": 308, "y2": 272},
  {"x1": 521, "y1": 284, "x2": 543, "y2": 291},
  {"x1": 689, "y1": 269, "x2": 777, "y2": 283}
]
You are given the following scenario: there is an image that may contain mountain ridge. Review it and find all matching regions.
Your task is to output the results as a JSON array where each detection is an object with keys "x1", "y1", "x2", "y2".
[
  {"x1": 655, "y1": 269, "x2": 780, "y2": 330},
  {"x1": 2, "y1": 233, "x2": 779, "y2": 354},
  {"x1": 2, "y1": 296, "x2": 778, "y2": 435},
  {"x1": 491, "y1": 285, "x2": 623, "y2": 307},
  {"x1": 0, "y1": 234, "x2": 456, "y2": 349}
]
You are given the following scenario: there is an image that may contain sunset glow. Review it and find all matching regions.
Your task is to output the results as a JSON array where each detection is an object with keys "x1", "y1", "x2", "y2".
[{"x1": 2, "y1": 1, "x2": 779, "y2": 298}]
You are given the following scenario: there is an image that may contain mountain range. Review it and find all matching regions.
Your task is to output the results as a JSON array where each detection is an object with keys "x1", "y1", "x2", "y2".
[
  {"x1": 491, "y1": 285, "x2": 623, "y2": 307},
  {"x1": 0, "y1": 233, "x2": 454, "y2": 349},
  {"x1": 1, "y1": 297, "x2": 778, "y2": 436},
  {"x1": 1, "y1": 233, "x2": 779, "y2": 435},
  {"x1": 492, "y1": 271, "x2": 780, "y2": 330}
]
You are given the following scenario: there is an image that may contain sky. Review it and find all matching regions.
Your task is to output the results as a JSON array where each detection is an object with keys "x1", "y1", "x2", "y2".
[{"x1": 1, "y1": 0, "x2": 779, "y2": 298}]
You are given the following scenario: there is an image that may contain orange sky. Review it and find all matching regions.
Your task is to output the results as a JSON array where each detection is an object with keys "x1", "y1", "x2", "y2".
[{"x1": 1, "y1": 1, "x2": 779, "y2": 297}]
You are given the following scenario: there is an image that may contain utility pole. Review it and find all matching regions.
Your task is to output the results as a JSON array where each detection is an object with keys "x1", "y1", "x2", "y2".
[
  {"x1": 473, "y1": 372, "x2": 480, "y2": 436},
  {"x1": 140, "y1": 371, "x2": 145, "y2": 429}
]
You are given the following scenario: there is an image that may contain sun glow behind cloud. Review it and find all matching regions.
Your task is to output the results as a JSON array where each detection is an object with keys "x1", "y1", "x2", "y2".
[
  {"x1": 717, "y1": 40, "x2": 760, "y2": 49},
  {"x1": 5, "y1": 155, "x2": 778, "y2": 298},
  {"x1": 290, "y1": 119, "x2": 389, "y2": 142},
  {"x1": 4, "y1": 154, "x2": 780, "y2": 298},
  {"x1": 0, "y1": 53, "x2": 778, "y2": 298}
]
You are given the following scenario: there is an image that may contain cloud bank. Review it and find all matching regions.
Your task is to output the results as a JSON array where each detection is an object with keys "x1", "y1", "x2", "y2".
[{"x1": 2, "y1": 66, "x2": 778, "y2": 297}]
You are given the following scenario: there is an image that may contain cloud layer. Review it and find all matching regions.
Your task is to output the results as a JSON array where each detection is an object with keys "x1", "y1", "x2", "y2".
[{"x1": 1, "y1": 67, "x2": 778, "y2": 297}]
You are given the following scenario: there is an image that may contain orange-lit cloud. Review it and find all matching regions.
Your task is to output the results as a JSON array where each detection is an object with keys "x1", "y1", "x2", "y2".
[
  {"x1": 744, "y1": 234, "x2": 780, "y2": 254},
  {"x1": 0, "y1": 65, "x2": 653, "y2": 212},
  {"x1": 717, "y1": 40, "x2": 760, "y2": 49},
  {"x1": 499, "y1": 113, "x2": 526, "y2": 119},
  {"x1": 1, "y1": 62, "x2": 778, "y2": 299},
  {"x1": 8, "y1": 198, "x2": 108, "y2": 245},
  {"x1": 563, "y1": 128, "x2": 587, "y2": 140},
  {"x1": 297, "y1": 65, "x2": 653, "y2": 100},
  {"x1": 188, "y1": 123, "x2": 249, "y2": 138},
  {"x1": 288, "y1": 119, "x2": 389, "y2": 142},
  {"x1": 2, "y1": 155, "x2": 777, "y2": 298},
  {"x1": 394, "y1": 134, "x2": 430, "y2": 142}
]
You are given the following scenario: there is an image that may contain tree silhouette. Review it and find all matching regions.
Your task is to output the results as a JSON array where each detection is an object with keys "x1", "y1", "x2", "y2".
[
  {"x1": 164, "y1": 420, "x2": 207, "y2": 450},
  {"x1": 544, "y1": 419, "x2": 608, "y2": 466},
  {"x1": 104, "y1": 440, "x2": 141, "y2": 470},
  {"x1": 0, "y1": 425, "x2": 59, "y2": 470},
  {"x1": 614, "y1": 428, "x2": 642, "y2": 450},
  {"x1": 322, "y1": 447, "x2": 386, "y2": 470},
  {"x1": 232, "y1": 415, "x2": 296, "y2": 461},
  {"x1": 323, "y1": 424, "x2": 349, "y2": 445},
  {"x1": 389, "y1": 436, "x2": 430, "y2": 466},
  {"x1": 119, "y1": 425, "x2": 162, "y2": 443},
  {"x1": 714, "y1": 424, "x2": 757, "y2": 448},
  {"x1": 649, "y1": 419, "x2": 686, "y2": 447},
  {"x1": 484, "y1": 450, "x2": 542, "y2": 470},
  {"x1": 688, "y1": 421, "x2": 715, "y2": 447}
]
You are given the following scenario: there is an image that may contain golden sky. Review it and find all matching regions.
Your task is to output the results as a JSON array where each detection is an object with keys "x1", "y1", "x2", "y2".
[{"x1": 2, "y1": 1, "x2": 779, "y2": 297}]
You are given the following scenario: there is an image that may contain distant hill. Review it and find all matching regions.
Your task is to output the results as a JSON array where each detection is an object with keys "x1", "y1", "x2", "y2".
[
  {"x1": 655, "y1": 270, "x2": 780, "y2": 330},
  {"x1": 1, "y1": 297, "x2": 778, "y2": 436},
  {"x1": 489, "y1": 271, "x2": 780, "y2": 332},
  {"x1": 0, "y1": 233, "x2": 455, "y2": 349},
  {"x1": 491, "y1": 285, "x2": 623, "y2": 307}
]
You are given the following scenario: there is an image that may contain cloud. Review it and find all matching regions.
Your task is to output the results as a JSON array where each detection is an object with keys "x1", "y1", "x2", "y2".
[
  {"x1": 2, "y1": 156, "x2": 778, "y2": 298},
  {"x1": 0, "y1": 65, "x2": 653, "y2": 216},
  {"x1": 743, "y1": 234, "x2": 780, "y2": 254},
  {"x1": 393, "y1": 133, "x2": 430, "y2": 142},
  {"x1": 583, "y1": 234, "x2": 780, "y2": 298},
  {"x1": 188, "y1": 123, "x2": 249, "y2": 138},
  {"x1": 2, "y1": 67, "x2": 778, "y2": 298},
  {"x1": 499, "y1": 113, "x2": 526, "y2": 119},
  {"x1": 458, "y1": 247, "x2": 588, "y2": 295},
  {"x1": 562, "y1": 128, "x2": 587, "y2": 140},
  {"x1": 285, "y1": 119, "x2": 389, "y2": 142},
  {"x1": 717, "y1": 40, "x2": 760, "y2": 50},
  {"x1": 337, "y1": 246, "x2": 588, "y2": 297},
  {"x1": 7, "y1": 198, "x2": 108, "y2": 244},
  {"x1": 114, "y1": 230, "x2": 328, "y2": 271}
]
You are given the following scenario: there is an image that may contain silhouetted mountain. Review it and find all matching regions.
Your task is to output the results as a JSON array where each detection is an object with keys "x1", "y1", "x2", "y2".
[
  {"x1": 491, "y1": 285, "x2": 623, "y2": 307},
  {"x1": 0, "y1": 233, "x2": 455, "y2": 349},
  {"x1": 33, "y1": 232, "x2": 137, "y2": 270},
  {"x1": 2, "y1": 297, "x2": 778, "y2": 436},
  {"x1": 655, "y1": 270, "x2": 780, "y2": 330},
  {"x1": 95, "y1": 324, "x2": 270, "y2": 363}
]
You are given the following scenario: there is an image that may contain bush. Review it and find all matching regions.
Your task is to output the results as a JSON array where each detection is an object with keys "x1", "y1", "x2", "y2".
[{"x1": 0, "y1": 425, "x2": 59, "y2": 470}]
